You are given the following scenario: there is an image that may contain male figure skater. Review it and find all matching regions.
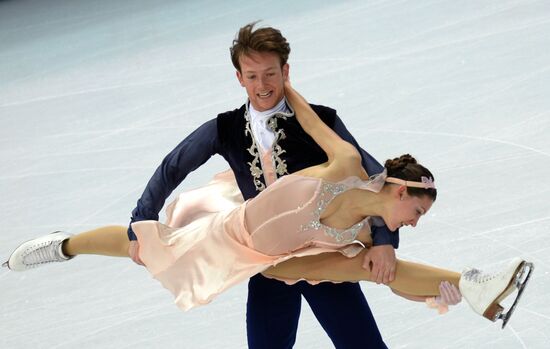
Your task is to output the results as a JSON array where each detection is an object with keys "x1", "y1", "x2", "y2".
[{"x1": 128, "y1": 22, "x2": 399, "y2": 348}]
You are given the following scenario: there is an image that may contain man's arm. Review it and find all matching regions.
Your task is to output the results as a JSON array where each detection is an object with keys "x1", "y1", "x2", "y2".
[{"x1": 128, "y1": 119, "x2": 220, "y2": 241}]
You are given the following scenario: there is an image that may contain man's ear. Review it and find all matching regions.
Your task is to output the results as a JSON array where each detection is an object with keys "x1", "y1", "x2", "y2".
[
  {"x1": 236, "y1": 70, "x2": 245, "y2": 87},
  {"x1": 282, "y1": 63, "x2": 289, "y2": 81}
]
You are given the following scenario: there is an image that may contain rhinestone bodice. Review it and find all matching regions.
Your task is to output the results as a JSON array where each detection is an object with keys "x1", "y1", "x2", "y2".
[
  {"x1": 298, "y1": 181, "x2": 366, "y2": 244},
  {"x1": 243, "y1": 173, "x2": 387, "y2": 256}
]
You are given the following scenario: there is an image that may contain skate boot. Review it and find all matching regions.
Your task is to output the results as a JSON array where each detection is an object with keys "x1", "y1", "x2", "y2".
[
  {"x1": 2, "y1": 231, "x2": 74, "y2": 271},
  {"x1": 459, "y1": 257, "x2": 534, "y2": 329}
]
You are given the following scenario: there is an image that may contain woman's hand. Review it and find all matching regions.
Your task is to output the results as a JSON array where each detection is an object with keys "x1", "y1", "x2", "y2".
[
  {"x1": 426, "y1": 281, "x2": 462, "y2": 314},
  {"x1": 283, "y1": 78, "x2": 293, "y2": 98},
  {"x1": 437, "y1": 281, "x2": 462, "y2": 305}
]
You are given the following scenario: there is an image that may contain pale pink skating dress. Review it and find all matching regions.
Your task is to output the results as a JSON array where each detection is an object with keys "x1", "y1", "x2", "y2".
[{"x1": 132, "y1": 170, "x2": 387, "y2": 311}]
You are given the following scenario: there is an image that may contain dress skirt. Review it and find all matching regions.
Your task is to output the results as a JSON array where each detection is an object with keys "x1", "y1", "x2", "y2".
[{"x1": 132, "y1": 170, "x2": 364, "y2": 311}]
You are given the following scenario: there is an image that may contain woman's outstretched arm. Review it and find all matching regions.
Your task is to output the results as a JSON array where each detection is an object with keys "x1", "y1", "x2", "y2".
[{"x1": 284, "y1": 81, "x2": 362, "y2": 169}]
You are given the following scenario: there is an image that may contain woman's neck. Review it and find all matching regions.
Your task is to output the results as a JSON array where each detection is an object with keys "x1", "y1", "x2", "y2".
[{"x1": 346, "y1": 188, "x2": 386, "y2": 219}]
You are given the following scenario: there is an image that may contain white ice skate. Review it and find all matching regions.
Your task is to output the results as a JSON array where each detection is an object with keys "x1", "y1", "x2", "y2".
[
  {"x1": 2, "y1": 231, "x2": 74, "y2": 271},
  {"x1": 459, "y1": 257, "x2": 534, "y2": 328}
]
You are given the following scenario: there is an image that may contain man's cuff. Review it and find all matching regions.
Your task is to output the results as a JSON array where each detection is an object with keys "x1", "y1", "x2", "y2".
[
  {"x1": 371, "y1": 225, "x2": 399, "y2": 249},
  {"x1": 127, "y1": 225, "x2": 137, "y2": 241}
]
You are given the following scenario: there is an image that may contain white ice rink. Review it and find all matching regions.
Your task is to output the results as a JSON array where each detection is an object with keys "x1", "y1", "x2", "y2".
[{"x1": 1, "y1": 0, "x2": 549, "y2": 348}]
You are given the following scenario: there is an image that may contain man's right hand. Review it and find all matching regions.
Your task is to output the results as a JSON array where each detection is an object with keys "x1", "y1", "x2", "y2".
[
  {"x1": 128, "y1": 240, "x2": 144, "y2": 266},
  {"x1": 362, "y1": 244, "x2": 396, "y2": 284}
]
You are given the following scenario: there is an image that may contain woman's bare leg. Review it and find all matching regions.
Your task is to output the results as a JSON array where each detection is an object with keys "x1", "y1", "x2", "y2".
[
  {"x1": 263, "y1": 249, "x2": 461, "y2": 297},
  {"x1": 63, "y1": 225, "x2": 130, "y2": 257}
]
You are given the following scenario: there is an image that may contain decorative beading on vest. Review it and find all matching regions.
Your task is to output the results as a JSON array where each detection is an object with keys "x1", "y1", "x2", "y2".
[
  {"x1": 266, "y1": 116, "x2": 289, "y2": 177},
  {"x1": 244, "y1": 103, "x2": 293, "y2": 192},
  {"x1": 244, "y1": 115, "x2": 265, "y2": 192}
]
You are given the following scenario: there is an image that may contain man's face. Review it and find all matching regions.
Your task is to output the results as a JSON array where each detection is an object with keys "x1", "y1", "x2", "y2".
[{"x1": 236, "y1": 51, "x2": 289, "y2": 112}]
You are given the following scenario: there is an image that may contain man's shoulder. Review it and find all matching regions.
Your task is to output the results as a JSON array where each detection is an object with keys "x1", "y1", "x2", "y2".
[
  {"x1": 309, "y1": 103, "x2": 336, "y2": 115},
  {"x1": 309, "y1": 103, "x2": 337, "y2": 124},
  {"x1": 217, "y1": 104, "x2": 246, "y2": 122},
  {"x1": 215, "y1": 104, "x2": 247, "y2": 144}
]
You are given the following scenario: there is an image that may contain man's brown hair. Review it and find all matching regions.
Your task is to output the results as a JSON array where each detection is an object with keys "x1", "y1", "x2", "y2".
[{"x1": 230, "y1": 21, "x2": 291, "y2": 72}]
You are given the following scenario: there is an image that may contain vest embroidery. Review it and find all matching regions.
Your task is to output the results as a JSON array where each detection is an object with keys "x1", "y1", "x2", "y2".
[{"x1": 244, "y1": 102, "x2": 294, "y2": 192}]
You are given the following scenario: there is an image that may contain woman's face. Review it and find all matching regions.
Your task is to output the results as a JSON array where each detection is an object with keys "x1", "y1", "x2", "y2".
[{"x1": 385, "y1": 187, "x2": 433, "y2": 231}]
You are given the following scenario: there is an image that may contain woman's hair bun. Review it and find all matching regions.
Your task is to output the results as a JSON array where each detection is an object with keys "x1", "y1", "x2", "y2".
[
  {"x1": 384, "y1": 154, "x2": 437, "y2": 201},
  {"x1": 384, "y1": 154, "x2": 417, "y2": 173}
]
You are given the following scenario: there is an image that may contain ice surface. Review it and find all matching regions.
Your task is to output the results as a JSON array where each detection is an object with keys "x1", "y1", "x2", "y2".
[{"x1": 1, "y1": 0, "x2": 549, "y2": 348}]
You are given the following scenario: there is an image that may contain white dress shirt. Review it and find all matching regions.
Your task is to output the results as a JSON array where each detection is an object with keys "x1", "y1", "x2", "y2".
[{"x1": 249, "y1": 98, "x2": 290, "y2": 152}]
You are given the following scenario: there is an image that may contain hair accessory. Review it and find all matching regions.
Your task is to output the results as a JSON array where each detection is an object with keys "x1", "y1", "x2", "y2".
[{"x1": 385, "y1": 176, "x2": 436, "y2": 189}]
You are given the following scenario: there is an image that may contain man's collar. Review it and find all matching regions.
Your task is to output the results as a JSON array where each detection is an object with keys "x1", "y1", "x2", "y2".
[{"x1": 245, "y1": 98, "x2": 295, "y2": 120}]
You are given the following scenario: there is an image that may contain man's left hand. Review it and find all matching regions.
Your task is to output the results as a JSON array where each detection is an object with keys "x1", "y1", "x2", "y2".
[{"x1": 362, "y1": 245, "x2": 396, "y2": 284}]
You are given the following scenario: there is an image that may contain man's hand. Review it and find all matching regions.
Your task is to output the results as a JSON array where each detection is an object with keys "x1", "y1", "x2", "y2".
[
  {"x1": 362, "y1": 245, "x2": 396, "y2": 284},
  {"x1": 128, "y1": 240, "x2": 144, "y2": 266}
]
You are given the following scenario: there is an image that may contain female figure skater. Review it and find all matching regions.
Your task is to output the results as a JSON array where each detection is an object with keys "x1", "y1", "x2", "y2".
[{"x1": 4, "y1": 81, "x2": 532, "y2": 328}]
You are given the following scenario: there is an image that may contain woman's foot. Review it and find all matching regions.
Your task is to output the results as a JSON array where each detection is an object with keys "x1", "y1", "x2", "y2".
[
  {"x1": 3, "y1": 231, "x2": 73, "y2": 271},
  {"x1": 459, "y1": 257, "x2": 534, "y2": 328}
]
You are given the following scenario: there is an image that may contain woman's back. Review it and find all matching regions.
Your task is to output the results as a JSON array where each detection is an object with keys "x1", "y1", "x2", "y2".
[{"x1": 244, "y1": 174, "x2": 385, "y2": 255}]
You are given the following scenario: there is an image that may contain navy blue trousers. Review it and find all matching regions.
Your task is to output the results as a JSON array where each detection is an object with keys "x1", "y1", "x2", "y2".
[{"x1": 246, "y1": 274, "x2": 387, "y2": 349}]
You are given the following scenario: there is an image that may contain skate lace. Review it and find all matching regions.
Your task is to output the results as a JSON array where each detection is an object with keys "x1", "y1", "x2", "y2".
[
  {"x1": 22, "y1": 241, "x2": 62, "y2": 267},
  {"x1": 463, "y1": 268, "x2": 497, "y2": 283}
]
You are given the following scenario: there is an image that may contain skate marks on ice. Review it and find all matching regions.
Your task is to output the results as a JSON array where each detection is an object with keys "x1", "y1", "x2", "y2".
[
  {"x1": 364, "y1": 128, "x2": 550, "y2": 160},
  {"x1": 1, "y1": 0, "x2": 550, "y2": 348}
]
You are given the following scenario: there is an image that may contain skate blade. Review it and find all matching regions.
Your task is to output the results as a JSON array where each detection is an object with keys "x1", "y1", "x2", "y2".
[
  {"x1": 3, "y1": 250, "x2": 15, "y2": 270},
  {"x1": 498, "y1": 262, "x2": 534, "y2": 329},
  {"x1": 482, "y1": 260, "x2": 530, "y2": 324},
  {"x1": 482, "y1": 260, "x2": 525, "y2": 322}
]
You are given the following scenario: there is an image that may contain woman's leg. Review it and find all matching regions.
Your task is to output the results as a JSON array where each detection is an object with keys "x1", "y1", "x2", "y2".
[
  {"x1": 63, "y1": 225, "x2": 130, "y2": 257},
  {"x1": 5, "y1": 225, "x2": 131, "y2": 271},
  {"x1": 263, "y1": 249, "x2": 460, "y2": 297}
]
